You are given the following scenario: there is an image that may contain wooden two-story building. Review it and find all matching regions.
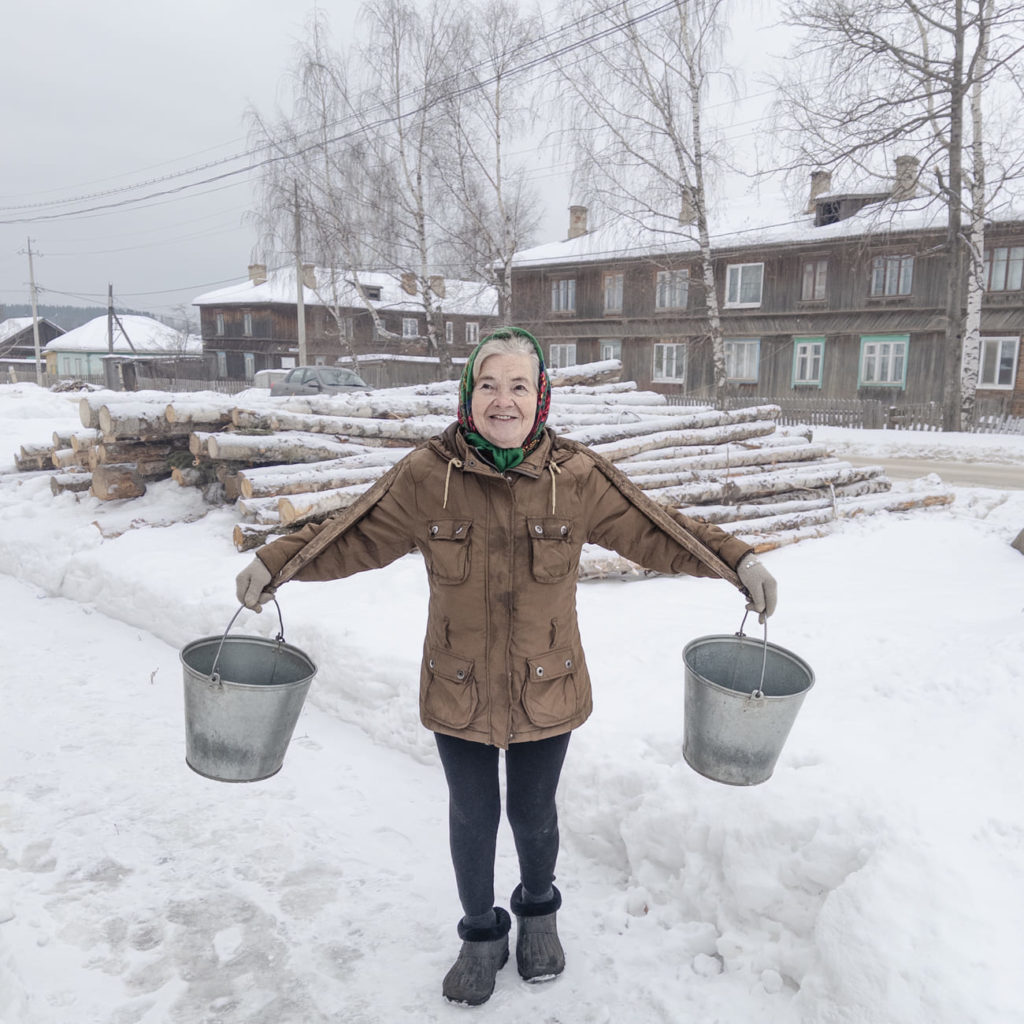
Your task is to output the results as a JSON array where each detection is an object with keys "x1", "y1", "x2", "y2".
[
  {"x1": 509, "y1": 184, "x2": 1024, "y2": 420},
  {"x1": 193, "y1": 265, "x2": 499, "y2": 383}
]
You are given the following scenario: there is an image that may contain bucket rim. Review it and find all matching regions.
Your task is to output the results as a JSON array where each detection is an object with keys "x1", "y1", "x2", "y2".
[
  {"x1": 180, "y1": 633, "x2": 317, "y2": 690},
  {"x1": 682, "y1": 632, "x2": 815, "y2": 699}
]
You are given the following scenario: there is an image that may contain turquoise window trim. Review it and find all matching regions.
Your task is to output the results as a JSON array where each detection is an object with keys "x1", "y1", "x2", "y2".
[
  {"x1": 791, "y1": 336, "x2": 826, "y2": 388},
  {"x1": 858, "y1": 333, "x2": 909, "y2": 389}
]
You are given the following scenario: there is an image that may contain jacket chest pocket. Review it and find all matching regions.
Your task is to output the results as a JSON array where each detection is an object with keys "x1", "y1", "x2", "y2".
[
  {"x1": 427, "y1": 518, "x2": 472, "y2": 584},
  {"x1": 527, "y1": 516, "x2": 577, "y2": 583}
]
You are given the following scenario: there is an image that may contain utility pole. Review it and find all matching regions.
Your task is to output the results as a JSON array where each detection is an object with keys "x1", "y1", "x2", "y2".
[
  {"x1": 294, "y1": 181, "x2": 308, "y2": 365},
  {"x1": 25, "y1": 238, "x2": 43, "y2": 386}
]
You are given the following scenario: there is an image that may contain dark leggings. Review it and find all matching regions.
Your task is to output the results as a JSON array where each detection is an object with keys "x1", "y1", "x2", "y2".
[{"x1": 434, "y1": 731, "x2": 571, "y2": 918}]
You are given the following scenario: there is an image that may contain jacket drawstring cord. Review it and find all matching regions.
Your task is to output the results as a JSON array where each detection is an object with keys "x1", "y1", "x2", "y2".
[
  {"x1": 443, "y1": 457, "x2": 463, "y2": 509},
  {"x1": 548, "y1": 461, "x2": 561, "y2": 514}
]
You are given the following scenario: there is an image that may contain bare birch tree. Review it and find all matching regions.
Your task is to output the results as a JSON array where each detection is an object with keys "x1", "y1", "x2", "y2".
[
  {"x1": 554, "y1": 0, "x2": 733, "y2": 401},
  {"x1": 775, "y1": 0, "x2": 1024, "y2": 430},
  {"x1": 433, "y1": 0, "x2": 543, "y2": 319}
]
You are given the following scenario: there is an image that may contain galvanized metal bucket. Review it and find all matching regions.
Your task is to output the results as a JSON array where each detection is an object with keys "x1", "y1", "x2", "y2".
[
  {"x1": 181, "y1": 601, "x2": 317, "y2": 783},
  {"x1": 682, "y1": 615, "x2": 814, "y2": 786}
]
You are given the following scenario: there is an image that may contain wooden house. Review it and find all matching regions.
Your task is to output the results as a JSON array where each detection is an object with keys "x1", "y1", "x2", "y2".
[
  {"x1": 0, "y1": 317, "x2": 65, "y2": 379},
  {"x1": 509, "y1": 179, "x2": 1024, "y2": 420},
  {"x1": 192, "y1": 265, "x2": 499, "y2": 383}
]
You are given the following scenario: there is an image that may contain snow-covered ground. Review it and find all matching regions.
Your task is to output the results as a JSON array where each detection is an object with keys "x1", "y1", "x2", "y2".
[{"x1": 1, "y1": 382, "x2": 1022, "y2": 1024}]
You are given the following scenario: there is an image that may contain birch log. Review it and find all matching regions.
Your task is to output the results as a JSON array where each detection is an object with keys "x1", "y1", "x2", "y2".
[
  {"x1": 50, "y1": 471, "x2": 93, "y2": 495},
  {"x1": 206, "y1": 431, "x2": 367, "y2": 464},
  {"x1": 91, "y1": 463, "x2": 146, "y2": 500},
  {"x1": 79, "y1": 390, "x2": 173, "y2": 429},
  {"x1": 266, "y1": 410, "x2": 450, "y2": 443},
  {"x1": 277, "y1": 484, "x2": 370, "y2": 525},
  {"x1": 51, "y1": 447, "x2": 91, "y2": 469},
  {"x1": 565, "y1": 405, "x2": 780, "y2": 448},
  {"x1": 592, "y1": 421, "x2": 779, "y2": 461},
  {"x1": 98, "y1": 404, "x2": 194, "y2": 441},
  {"x1": 237, "y1": 450, "x2": 408, "y2": 499}
]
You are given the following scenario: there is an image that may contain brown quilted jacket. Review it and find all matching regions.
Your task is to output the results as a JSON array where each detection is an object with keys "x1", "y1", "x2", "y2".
[{"x1": 255, "y1": 423, "x2": 752, "y2": 748}]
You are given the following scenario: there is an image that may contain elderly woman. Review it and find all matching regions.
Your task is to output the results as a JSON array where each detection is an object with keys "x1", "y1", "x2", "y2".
[{"x1": 235, "y1": 327, "x2": 777, "y2": 1006}]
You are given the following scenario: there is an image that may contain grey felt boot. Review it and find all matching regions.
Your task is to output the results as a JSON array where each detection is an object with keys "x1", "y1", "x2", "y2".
[
  {"x1": 510, "y1": 884, "x2": 565, "y2": 982},
  {"x1": 442, "y1": 907, "x2": 511, "y2": 1006}
]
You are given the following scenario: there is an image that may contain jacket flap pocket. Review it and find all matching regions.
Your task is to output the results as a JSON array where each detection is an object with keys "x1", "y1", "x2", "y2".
[
  {"x1": 526, "y1": 647, "x2": 577, "y2": 682},
  {"x1": 428, "y1": 649, "x2": 474, "y2": 683},
  {"x1": 429, "y1": 518, "x2": 472, "y2": 541},
  {"x1": 527, "y1": 516, "x2": 572, "y2": 541}
]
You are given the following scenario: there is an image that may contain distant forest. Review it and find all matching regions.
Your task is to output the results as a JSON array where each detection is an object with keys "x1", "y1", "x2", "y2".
[{"x1": 0, "y1": 304, "x2": 161, "y2": 331}]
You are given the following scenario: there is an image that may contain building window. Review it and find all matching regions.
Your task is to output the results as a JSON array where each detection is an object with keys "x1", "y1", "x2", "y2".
[
  {"x1": 215, "y1": 351, "x2": 227, "y2": 377},
  {"x1": 402, "y1": 317, "x2": 419, "y2": 338},
  {"x1": 244, "y1": 353, "x2": 255, "y2": 380},
  {"x1": 603, "y1": 273, "x2": 624, "y2": 313},
  {"x1": 339, "y1": 316, "x2": 353, "y2": 340},
  {"x1": 466, "y1": 322, "x2": 480, "y2": 346},
  {"x1": 859, "y1": 334, "x2": 908, "y2": 387},
  {"x1": 801, "y1": 260, "x2": 828, "y2": 301},
  {"x1": 653, "y1": 342, "x2": 686, "y2": 382},
  {"x1": 364, "y1": 286, "x2": 382, "y2": 301},
  {"x1": 984, "y1": 247, "x2": 1024, "y2": 291},
  {"x1": 243, "y1": 312, "x2": 253, "y2": 337},
  {"x1": 725, "y1": 263, "x2": 764, "y2": 307},
  {"x1": 551, "y1": 278, "x2": 576, "y2": 313},
  {"x1": 725, "y1": 338, "x2": 760, "y2": 382},
  {"x1": 549, "y1": 343, "x2": 577, "y2": 368},
  {"x1": 870, "y1": 255, "x2": 914, "y2": 296},
  {"x1": 793, "y1": 337, "x2": 825, "y2": 386},
  {"x1": 445, "y1": 321, "x2": 454, "y2": 345},
  {"x1": 215, "y1": 313, "x2": 225, "y2": 336},
  {"x1": 655, "y1": 269, "x2": 689, "y2": 309},
  {"x1": 601, "y1": 339, "x2": 622, "y2": 362},
  {"x1": 979, "y1": 336, "x2": 1019, "y2": 388}
]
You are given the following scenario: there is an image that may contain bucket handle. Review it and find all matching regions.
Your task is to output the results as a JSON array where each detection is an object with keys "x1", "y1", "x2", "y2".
[
  {"x1": 209, "y1": 598, "x2": 286, "y2": 685},
  {"x1": 735, "y1": 610, "x2": 769, "y2": 700}
]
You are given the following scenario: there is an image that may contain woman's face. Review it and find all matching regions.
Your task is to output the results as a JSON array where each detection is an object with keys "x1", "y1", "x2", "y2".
[{"x1": 470, "y1": 352, "x2": 538, "y2": 449}]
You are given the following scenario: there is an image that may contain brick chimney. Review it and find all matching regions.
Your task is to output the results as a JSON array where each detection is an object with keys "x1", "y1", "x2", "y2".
[
  {"x1": 301, "y1": 263, "x2": 317, "y2": 290},
  {"x1": 806, "y1": 170, "x2": 832, "y2": 213},
  {"x1": 568, "y1": 205, "x2": 588, "y2": 239},
  {"x1": 248, "y1": 263, "x2": 267, "y2": 286},
  {"x1": 892, "y1": 155, "x2": 920, "y2": 200}
]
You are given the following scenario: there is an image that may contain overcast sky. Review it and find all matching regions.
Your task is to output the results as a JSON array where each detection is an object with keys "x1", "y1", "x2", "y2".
[{"x1": 0, "y1": 0, "x2": 785, "y2": 324}]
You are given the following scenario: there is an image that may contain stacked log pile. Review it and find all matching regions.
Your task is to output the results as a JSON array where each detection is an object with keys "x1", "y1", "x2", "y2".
[{"x1": 12, "y1": 366, "x2": 953, "y2": 563}]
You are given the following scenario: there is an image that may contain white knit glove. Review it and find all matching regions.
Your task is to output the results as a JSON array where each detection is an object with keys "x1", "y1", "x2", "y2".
[
  {"x1": 235, "y1": 557, "x2": 275, "y2": 612},
  {"x1": 737, "y1": 556, "x2": 777, "y2": 623}
]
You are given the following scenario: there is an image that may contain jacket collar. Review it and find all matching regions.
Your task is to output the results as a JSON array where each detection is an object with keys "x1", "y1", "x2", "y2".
[{"x1": 430, "y1": 422, "x2": 562, "y2": 479}]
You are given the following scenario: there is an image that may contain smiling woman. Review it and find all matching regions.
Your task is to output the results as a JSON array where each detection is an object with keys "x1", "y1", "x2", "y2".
[{"x1": 234, "y1": 325, "x2": 775, "y2": 1007}]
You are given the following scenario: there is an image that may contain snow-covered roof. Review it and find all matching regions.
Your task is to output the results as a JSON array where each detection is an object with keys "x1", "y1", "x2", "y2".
[
  {"x1": 192, "y1": 266, "x2": 498, "y2": 317},
  {"x1": 44, "y1": 315, "x2": 202, "y2": 355},
  {"x1": 511, "y1": 191, "x2": 1024, "y2": 269},
  {"x1": 0, "y1": 317, "x2": 62, "y2": 343}
]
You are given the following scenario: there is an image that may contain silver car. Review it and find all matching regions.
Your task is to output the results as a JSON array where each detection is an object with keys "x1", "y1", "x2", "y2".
[{"x1": 270, "y1": 365, "x2": 370, "y2": 396}]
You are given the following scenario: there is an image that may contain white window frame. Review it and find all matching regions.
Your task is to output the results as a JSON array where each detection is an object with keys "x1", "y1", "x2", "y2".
[
  {"x1": 445, "y1": 321, "x2": 454, "y2": 345},
  {"x1": 653, "y1": 342, "x2": 686, "y2": 383},
  {"x1": 724, "y1": 338, "x2": 761, "y2": 382},
  {"x1": 215, "y1": 312, "x2": 225, "y2": 337},
  {"x1": 655, "y1": 269, "x2": 689, "y2": 310},
  {"x1": 600, "y1": 339, "x2": 622, "y2": 362},
  {"x1": 402, "y1": 317, "x2": 419, "y2": 338},
  {"x1": 551, "y1": 278, "x2": 576, "y2": 314},
  {"x1": 984, "y1": 247, "x2": 1024, "y2": 292},
  {"x1": 801, "y1": 259, "x2": 828, "y2": 301},
  {"x1": 243, "y1": 311, "x2": 253, "y2": 337},
  {"x1": 792, "y1": 337, "x2": 825, "y2": 387},
  {"x1": 978, "y1": 336, "x2": 1019, "y2": 389},
  {"x1": 870, "y1": 255, "x2": 914, "y2": 297},
  {"x1": 465, "y1": 322, "x2": 480, "y2": 346},
  {"x1": 603, "y1": 272, "x2": 624, "y2": 313},
  {"x1": 215, "y1": 351, "x2": 227, "y2": 377},
  {"x1": 549, "y1": 343, "x2": 577, "y2": 368},
  {"x1": 724, "y1": 263, "x2": 764, "y2": 308},
  {"x1": 859, "y1": 334, "x2": 908, "y2": 388},
  {"x1": 243, "y1": 353, "x2": 256, "y2": 380}
]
